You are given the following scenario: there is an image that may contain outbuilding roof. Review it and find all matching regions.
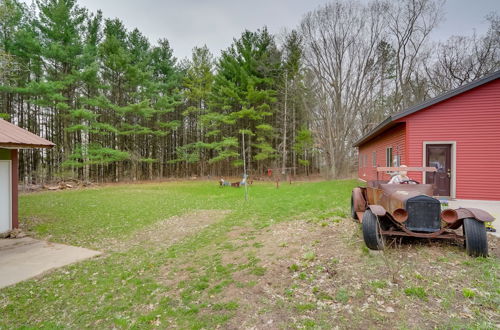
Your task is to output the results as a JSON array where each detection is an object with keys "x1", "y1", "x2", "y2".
[
  {"x1": 0, "y1": 119, "x2": 55, "y2": 149},
  {"x1": 353, "y1": 70, "x2": 500, "y2": 147}
]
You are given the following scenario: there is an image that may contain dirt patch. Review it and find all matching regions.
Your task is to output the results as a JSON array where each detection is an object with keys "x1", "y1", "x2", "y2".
[
  {"x1": 218, "y1": 220, "x2": 355, "y2": 329},
  {"x1": 488, "y1": 233, "x2": 500, "y2": 258},
  {"x1": 207, "y1": 219, "x2": 498, "y2": 328},
  {"x1": 153, "y1": 216, "x2": 499, "y2": 329},
  {"x1": 108, "y1": 210, "x2": 231, "y2": 252}
]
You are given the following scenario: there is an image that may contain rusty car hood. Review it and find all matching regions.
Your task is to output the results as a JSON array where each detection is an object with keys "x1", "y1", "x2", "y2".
[
  {"x1": 379, "y1": 184, "x2": 434, "y2": 213},
  {"x1": 380, "y1": 184, "x2": 433, "y2": 200}
]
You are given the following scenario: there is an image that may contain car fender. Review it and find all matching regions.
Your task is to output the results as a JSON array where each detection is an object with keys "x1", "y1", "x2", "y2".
[
  {"x1": 455, "y1": 207, "x2": 495, "y2": 222},
  {"x1": 352, "y1": 187, "x2": 367, "y2": 212},
  {"x1": 367, "y1": 204, "x2": 386, "y2": 217}
]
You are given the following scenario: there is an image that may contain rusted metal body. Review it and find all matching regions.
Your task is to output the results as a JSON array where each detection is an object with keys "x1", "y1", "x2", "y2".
[
  {"x1": 455, "y1": 208, "x2": 494, "y2": 222},
  {"x1": 351, "y1": 187, "x2": 366, "y2": 212},
  {"x1": 352, "y1": 166, "x2": 495, "y2": 243},
  {"x1": 380, "y1": 229, "x2": 464, "y2": 241}
]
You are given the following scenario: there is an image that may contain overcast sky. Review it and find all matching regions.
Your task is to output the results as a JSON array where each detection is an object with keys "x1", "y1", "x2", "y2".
[{"x1": 22, "y1": 0, "x2": 500, "y2": 60}]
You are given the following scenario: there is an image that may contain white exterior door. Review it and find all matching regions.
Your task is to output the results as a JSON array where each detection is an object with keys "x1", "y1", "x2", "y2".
[{"x1": 0, "y1": 160, "x2": 12, "y2": 233}]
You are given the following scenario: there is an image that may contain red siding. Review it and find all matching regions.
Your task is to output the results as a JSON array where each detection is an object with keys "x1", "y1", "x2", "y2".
[
  {"x1": 358, "y1": 124, "x2": 406, "y2": 181},
  {"x1": 402, "y1": 78, "x2": 500, "y2": 200}
]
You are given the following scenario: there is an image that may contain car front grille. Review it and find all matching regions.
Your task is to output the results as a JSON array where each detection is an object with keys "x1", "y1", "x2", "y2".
[{"x1": 405, "y1": 195, "x2": 441, "y2": 232}]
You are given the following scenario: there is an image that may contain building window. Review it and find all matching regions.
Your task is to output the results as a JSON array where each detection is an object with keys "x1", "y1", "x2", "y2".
[
  {"x1": 395, "y1": 154, "x2": 401, "y2": 167},
  {"x1": 386, "y1": 147, "x2": 393, "y2": 167},
  {"x1": 372, "y1": 151, "x2": 377, "y2": 167}
]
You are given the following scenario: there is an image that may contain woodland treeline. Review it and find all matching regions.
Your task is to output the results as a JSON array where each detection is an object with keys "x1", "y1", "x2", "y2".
[{"x1": 0, "y1": 0, "x2": 498, "y2": 183}]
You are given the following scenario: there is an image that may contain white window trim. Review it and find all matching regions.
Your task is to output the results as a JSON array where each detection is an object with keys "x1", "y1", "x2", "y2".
[
  {"x1": 394, "y1": 154, "x2": 401, "y2": 167},
  {"x1": 0, "y1": 160, "x2": 12, "y2": 233},
  {"x1": 422, "y1": 141, "x2": 456, "y2": 199}
]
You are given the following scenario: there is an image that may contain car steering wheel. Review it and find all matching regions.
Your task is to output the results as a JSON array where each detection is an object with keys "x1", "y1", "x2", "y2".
[{"x1": 401, "y1": 179, "x2": 419, "y2": 184}]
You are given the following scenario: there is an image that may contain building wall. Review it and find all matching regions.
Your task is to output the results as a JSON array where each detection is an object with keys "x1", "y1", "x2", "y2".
[
  {"x1": 358, "y1": 123, "x2": 406, "y2": 181},
  {"x1": 403, "y1": 78, "x2": 500, "y2": 200}
]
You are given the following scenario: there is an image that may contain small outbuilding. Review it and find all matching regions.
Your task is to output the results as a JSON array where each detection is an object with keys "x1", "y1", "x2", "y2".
[
  {"x1": 354, "y1": 70, "x2": 500, "y2": 201},
  {"x1": 0, "y1": 119, "x2": 54, "y2": 234}
]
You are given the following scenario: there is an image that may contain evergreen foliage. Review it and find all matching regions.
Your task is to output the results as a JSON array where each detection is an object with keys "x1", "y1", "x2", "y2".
[
  {"x1": 2, "y1": 0, "x2": 496, "y2": 182},
  {"x1": 0, "y1": 0, "x2": 313, "y2": 182}
]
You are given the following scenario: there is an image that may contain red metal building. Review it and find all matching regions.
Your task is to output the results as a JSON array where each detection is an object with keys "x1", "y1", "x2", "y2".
[
  {"x1": 0, "y1": 119, "x2": 54, "y2": 234},
  {"x1": 354, "y1": 70, "x2": 500, "y2": 201}
]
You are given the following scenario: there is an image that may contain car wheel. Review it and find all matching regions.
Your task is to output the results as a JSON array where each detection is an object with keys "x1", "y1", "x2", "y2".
[
  {"x1": 463, "y1": 218, "x2": 488, "y2": 257},
  {"x1": 362, "y1": 209, "x2": 384, "y2": 250},
  {"x1": 351, "y1": 195, "x2": 358, "y2": 220}
]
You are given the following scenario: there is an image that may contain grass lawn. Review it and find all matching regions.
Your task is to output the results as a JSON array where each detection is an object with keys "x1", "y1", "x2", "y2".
[{"x1": 0, "y1": 180, "x2": 498, "y2": 329}]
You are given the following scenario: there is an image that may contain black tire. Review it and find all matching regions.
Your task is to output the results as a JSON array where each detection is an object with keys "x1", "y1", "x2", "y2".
[
  {"x1": 463, "y1": 218, "x2": 488, "y2": 257},
  {"x1": 351, "y1": 195, "x2": 358, "y2": 220},
  {"x1": 362, "y1": 209, "x2": 384, "y2": 250}
]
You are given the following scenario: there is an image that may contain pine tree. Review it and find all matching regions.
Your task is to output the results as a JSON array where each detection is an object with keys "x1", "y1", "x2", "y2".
[
  {"x1": 207, "y1": 28, "x2": 280, "y2": 175},
  {"x1": 179, "y1": 45, "x2": 214, "y2": 175}
]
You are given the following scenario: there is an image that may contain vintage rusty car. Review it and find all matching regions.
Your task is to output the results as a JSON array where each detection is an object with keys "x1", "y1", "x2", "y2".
[{"x1": 351, "y1": 167, "x2": 495, "y2": 257}]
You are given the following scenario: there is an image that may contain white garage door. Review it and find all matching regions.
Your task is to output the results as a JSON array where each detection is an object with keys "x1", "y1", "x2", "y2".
[{"x1": 0, "y1": 160, "x2": 12, "y2": 233}]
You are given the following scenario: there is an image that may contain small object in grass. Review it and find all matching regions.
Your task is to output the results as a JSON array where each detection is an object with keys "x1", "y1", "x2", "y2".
[
  {"x1": 439, "y1": 199, "x2": 449, "y2": 210},
  {"x1": 485, "y1": 222, "x2": 496, "y2": 232}
]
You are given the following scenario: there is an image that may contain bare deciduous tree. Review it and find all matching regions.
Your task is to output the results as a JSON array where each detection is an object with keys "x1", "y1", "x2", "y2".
[
  {"x1": 386, "y1": 0, "x2": 444, "y2": 111},
  {"x1": 300, "y1": 0, "x2": 447, "y2": 178},
  {"x1": 426, "y1": 13, "x2": 500, "y2": 93},
  {"x1": 300, "y1": 1, "x2": 387, "y2": 177}
]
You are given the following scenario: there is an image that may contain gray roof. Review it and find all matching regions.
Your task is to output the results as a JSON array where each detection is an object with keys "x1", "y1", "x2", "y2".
[{"x1": 353, "y1": 70, "x2": 500, "y2": 147}]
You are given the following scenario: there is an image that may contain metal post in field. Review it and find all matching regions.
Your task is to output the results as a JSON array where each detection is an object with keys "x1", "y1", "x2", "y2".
[{"x1": 242, "y1": 131, "x2": 248, "y2": 201}]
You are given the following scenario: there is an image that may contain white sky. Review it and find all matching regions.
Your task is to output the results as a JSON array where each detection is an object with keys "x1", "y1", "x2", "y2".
[{"x1": 21, "y1": 0, "x2": 500, "y2": 60}]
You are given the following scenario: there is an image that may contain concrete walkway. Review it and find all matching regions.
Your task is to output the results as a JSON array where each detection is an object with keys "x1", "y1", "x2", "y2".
[
  {"x1": 448, "y1": 199, "x2": 500, "y2": 238},
  {"x1": 0, "y1": 238, "x2": 101, "y2": 289}
]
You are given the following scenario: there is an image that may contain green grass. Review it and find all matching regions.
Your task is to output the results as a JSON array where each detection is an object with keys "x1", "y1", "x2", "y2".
[
  {"x1": 404, "y1": 286, "x2": 428, "y2": 300},
  {"x1": 0, "y1": 180, "x2": 357, "y2": 328},
  {"x1": 18, "y1": 180, "x2": 353, "y2": 249},
  {"x1": 335, "y1": 288, "x2": 350, "y2": 303},
  {"x1": 462, "y1": 288, "x2": 475, "y2": 298},
  {"x1": 294, "y1": 302, "x2": 316, "y2": 312},
  {"x1": 370, "y1": 280, "x2": 388, "y2": 289},
  {"x1": 2, "y1": 179, "x2": 499, "y2": 329}
]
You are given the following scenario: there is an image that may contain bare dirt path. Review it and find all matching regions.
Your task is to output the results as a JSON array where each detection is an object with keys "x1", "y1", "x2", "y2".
[{"x1": 107, "y1": 210, "x2": 231, "y2": 252}]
